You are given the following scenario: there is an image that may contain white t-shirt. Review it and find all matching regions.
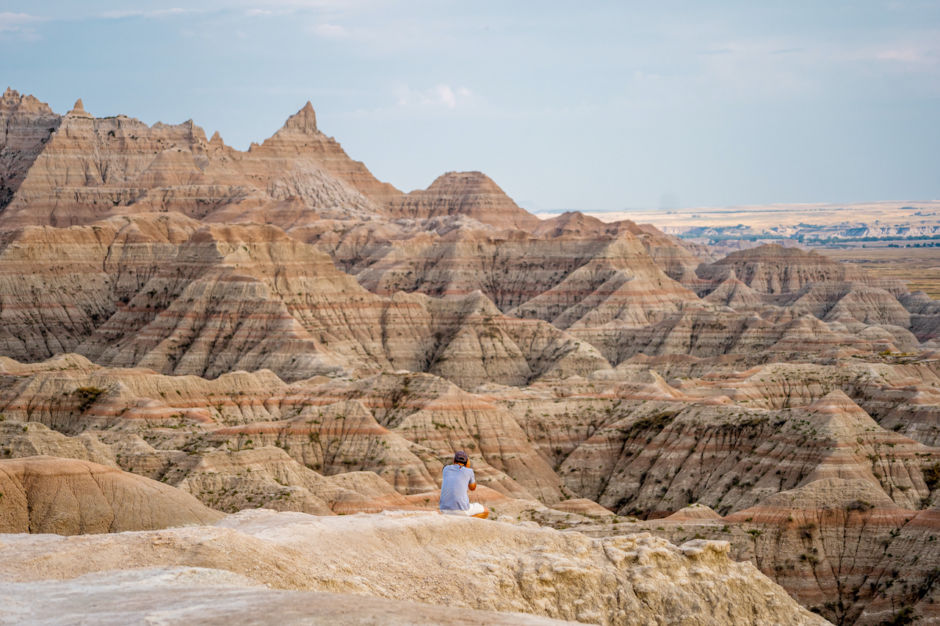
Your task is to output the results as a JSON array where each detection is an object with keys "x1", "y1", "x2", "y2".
[{"x1": 439, "y1": 464, "x2": 476, "y2": 511}]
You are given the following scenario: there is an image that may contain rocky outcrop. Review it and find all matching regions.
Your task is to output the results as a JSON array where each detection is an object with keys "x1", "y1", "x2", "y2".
[
  {"x1": 0, "y1": 88, "x2": 61, "y2": 210},
  {"x1": 0, "y1": 509, "x2": 828, "y2": 625},
  {"x1": 0, "y1": 216, "x2": 607, "y2": 388},
  {"x1": 556, "y1": 391, "x2": 936, "y2": 515},
  {"x1": 387, "y1": 171, "x2": 539, "y2": 230},
  {"x1": 251, "y1": 101, "x2": 401, "y2": 208},
  {"x1": 0, "y1": 94, "x2": 556, "y2": 232},
  {"x1": 0, "y1": 420, "x2": 115, "y2": 465},
  {"x1": 0, "y1": 96, "x2": 400, "y2": 228},
  {"x1": 697, "y1": 244, "x2": 874, "y2": 295},
  {"x1": 0, "y1": 455, "x2": 221, "y2": 534},
  {"x1": 0, "y1": 359, "x2": 567, "y2": 503},
  {"x1": 0, "y1": 567, "x2": 574, "y2": 626}
]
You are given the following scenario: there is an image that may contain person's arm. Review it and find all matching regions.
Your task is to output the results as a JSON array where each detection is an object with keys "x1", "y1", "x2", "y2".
[{"x1": 467, "y1": 466, "x2": 477, "y2": 491}]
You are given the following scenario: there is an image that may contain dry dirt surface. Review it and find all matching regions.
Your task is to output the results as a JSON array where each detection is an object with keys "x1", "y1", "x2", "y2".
[
  {"x1": 0, "y1": 509, "x2": 827, "y2": 626},
  {"x1": 0, "y1": 568, "x2": 579, "y2": 626}
]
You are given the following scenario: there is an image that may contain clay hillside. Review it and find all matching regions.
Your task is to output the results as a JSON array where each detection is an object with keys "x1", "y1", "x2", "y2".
[{"x1": 1, "y1": 89, "x2": 939, "y2": 624}]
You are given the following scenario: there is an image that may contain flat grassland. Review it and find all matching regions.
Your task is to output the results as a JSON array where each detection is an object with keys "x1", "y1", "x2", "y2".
[
  {"x1": 822, "y1": 246, "x2": 940, "y2": 298},
  {"x1": 563, "y1": 201, "x2": 940, "y2": 233}
]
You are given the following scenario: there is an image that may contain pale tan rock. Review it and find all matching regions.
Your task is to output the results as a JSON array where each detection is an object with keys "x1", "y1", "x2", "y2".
[
  {"x1": 0, "y1": 509, "x2": 828, "y2": 625},
  {"x1": 0, "y1": 566, "x2": 576, "y2": 625},
  {"x1": 0, "y1": 455, "x2": 221, "y2": 534},
  {"x1": 0, "y1": 421, "x2": 115, "y2": 466}
]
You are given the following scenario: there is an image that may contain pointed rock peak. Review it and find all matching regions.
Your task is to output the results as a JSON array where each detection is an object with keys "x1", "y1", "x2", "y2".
[
  {"x1": 281, "y1": 100, "x2": 318, "y2": 133},
  {"x1": 460, "y1": 289, "x2": 502, "y2": 316},
  {"x1": 535, "y1": 210, "x2": 609, "y2": 237},
  {"x1": 428, "y1": 171, "x2": 499, "y2": 192},
  {"x1": 808, "y1": 389, "x2": 861, "y2": 413},
  {"x1": 66, "y1": 98, "x2": 92, "y2": 118},
  {"x1": 0, "y1": 88, "x2": 20, "y2": 111},
  {"x1": 807, "y1": 390, "x2": 884, "y2": 438},
  {"x1": 663, "y1": 503, "x2": 723, "y2": 522},
  {"x1": 1, "y1": 88, "x2": 55, "y2": 114}
]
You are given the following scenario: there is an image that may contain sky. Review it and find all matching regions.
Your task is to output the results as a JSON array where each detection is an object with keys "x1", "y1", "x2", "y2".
[{"x1": 1, "y1": 1, "x2": 938, "y2": 213}]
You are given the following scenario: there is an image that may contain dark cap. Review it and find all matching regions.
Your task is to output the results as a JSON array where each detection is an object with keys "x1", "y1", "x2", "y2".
[{"x1": 453, "y1": 450, "x2": 469, "y2": 464}]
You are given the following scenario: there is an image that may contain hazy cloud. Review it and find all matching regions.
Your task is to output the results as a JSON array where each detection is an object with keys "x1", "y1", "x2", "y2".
[
  {"x1": 99, "y1": 8, "x2": 195, "y2": 20},
  {"x1": 873, "y1": 45, "x2": 938, "y2": 65},
  {"x1": 311, "y1": 22, "x2": 349, "y2": 39},
  {"x1": 0, "y1": 11, "x2": 41, "y2": 35},
  {"x1": 396, "y1": 84, "x2": 472, "y2": 110}
]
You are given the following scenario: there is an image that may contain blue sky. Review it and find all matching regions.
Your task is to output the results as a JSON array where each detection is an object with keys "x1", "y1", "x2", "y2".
[{"x1": 2, "y1": 1, "x2": 938, "y2": 212}]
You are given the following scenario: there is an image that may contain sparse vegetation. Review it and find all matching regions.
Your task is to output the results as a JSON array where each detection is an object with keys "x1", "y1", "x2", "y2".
[{"x1": 74, "y1": 386, "x2": 105, "y2": 412}]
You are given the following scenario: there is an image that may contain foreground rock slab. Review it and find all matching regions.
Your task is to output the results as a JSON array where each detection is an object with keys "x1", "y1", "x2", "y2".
[
  {"x1": 0, "y1": 509, "x2": 828, "y2": 625},
  {"x1": 0, "y1": 567, "x2": 574, "y2": 626}
]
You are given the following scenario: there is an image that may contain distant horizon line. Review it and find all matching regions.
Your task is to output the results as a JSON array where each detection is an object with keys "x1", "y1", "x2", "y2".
[{"x1": 533, "y1": 199, "x2": 940, "y2": 216}]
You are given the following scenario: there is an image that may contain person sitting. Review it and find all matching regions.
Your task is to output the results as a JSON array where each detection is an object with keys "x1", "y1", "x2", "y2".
[{"x1": 439, "y1": 450, "x2": 489, "y2": 519}]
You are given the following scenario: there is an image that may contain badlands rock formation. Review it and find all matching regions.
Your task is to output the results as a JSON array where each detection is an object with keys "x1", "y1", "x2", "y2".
[
  {"x1": 0, "y1": 455, "x2": 220, "y2": 534},
  {"x1": 1, "y1": 89, "x2": 940, "y2": 624},
  {"x1": 0, "y1": 509, "x2": 827, "y2": 625},
  {"x1": 387, "y1": 171, "x2": 540, "y2": 230}
]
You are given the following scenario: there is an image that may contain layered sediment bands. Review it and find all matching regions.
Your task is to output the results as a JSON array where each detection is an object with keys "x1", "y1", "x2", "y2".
[
  {"x1": 0, "y1": 95, "x2": 543, "y2": 231},
  {"x1": 0, "y1": 216, "x2": 605, "y2": 387},
  {"x1": 348, "y1": 219, "x2": 700, "y2": 329},
  {"x1": 354, "y1": 229, "x2": 608, "y2": 309},
  {"x1": 3, "y1": 90, "x2": 940, "y2": 623},
  {"x1": 580, "y1": 484, "x2": 939, "y2": 625},
  {"x1": 511, "y1": 237, "x2": 698, "y2": 330},
  {"x1": 721, "y1": 479, "x2": 930, "y2": 624},
  {"x1": 386, "y1": 171, "x2": 540, "y2": 230},
  {"x1": 558, "y1": 391, "x2": 938, "y2": 515},
  {"x1": 250, "y1": 101, "x2": 401, "y2": 207},
  {"x1": 0, "y1": 97, "x2": 401, "y2": 229},
  {"x1": 675, "y1": 360, "x2": 940, "y2": 447},
  {"x1": 696, "y1": 244, "x2": 899, "y2": 296},
  {"x1": 0, "y1": 213, "x2": 200, "y2": 360},
  {"x1": 0, "y1": 359, "x2": 565, "y2": 503},
  {"x1": 165, "y1": 446, "x2": 414, "y2": 515},
  {"x1": 0, "y1": 455, "x2": 221, "y2": 534},
  {"x1": 785, "y1": 281, "x2": 913, "y2": 328},
  {"x1": 703, "y1": 275, "x2": 767, "y2": 309},
  {"x1": 532, "y1": 212, "x2": 704, "y2": 286},
  {"x1": 204, "y1": 399, "x2": 440, "y2": 496},
  {"x1": 0, "y1": 509, "x2": 829, "y2": 625},
  {"x1": 591, "y1": 309, "x2": 853, "y2": 366},
  {"x1": 304, "y1": 373, "x2": 566, "y2": 501},
  {"x1": 0, "y1": 88, "x2": 61, "y2": 210},
  {"x1": 903, "y1": 291, "x2": 940, "y2": 342}
]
